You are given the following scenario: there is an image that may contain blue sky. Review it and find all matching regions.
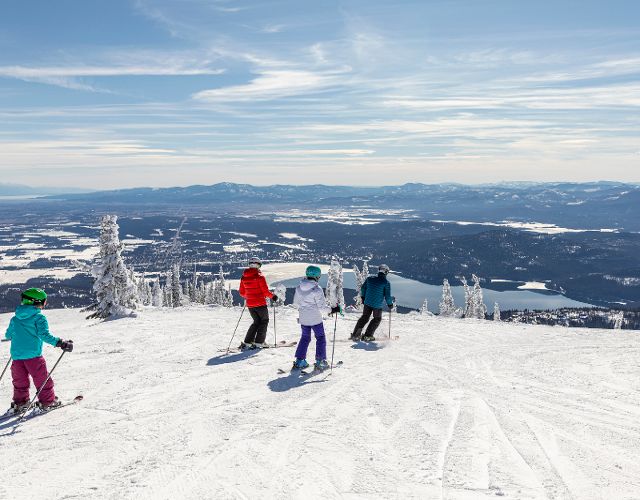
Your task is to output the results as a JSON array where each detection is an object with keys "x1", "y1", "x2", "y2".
[{"x1": 1, "y1": 0, "x2": 639, "y2": 189}]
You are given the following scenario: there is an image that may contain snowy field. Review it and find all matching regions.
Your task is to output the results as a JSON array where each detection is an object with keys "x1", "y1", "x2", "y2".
[{"x1": 1, "y1": 306, "x2": 639, "y2": 499}]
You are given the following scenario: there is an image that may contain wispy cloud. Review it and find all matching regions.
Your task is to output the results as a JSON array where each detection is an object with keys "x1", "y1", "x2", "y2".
[
  {"x1": 193, "y1": 69, "x2": 346, "y2": 102},
  {"x1": 0, "y1": 65, "x2": 225, "y2": 78}
]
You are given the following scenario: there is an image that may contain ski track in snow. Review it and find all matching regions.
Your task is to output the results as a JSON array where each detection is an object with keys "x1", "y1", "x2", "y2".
[{"x1": 0, "y1": 307, "x2": 639, "y2": 499}]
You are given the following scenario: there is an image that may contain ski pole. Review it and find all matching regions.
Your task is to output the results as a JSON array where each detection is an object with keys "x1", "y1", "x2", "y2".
[
  {"x1": 0, "y1": 356, "x2": 10, "y2": 385},
  {"x1": 330, "y1": 311, "x2": 338, "y2": 373},
  {"x1": 20, "y1": 351, "x2": 66, "y2": 420},
  {"x1": 388, "y1": 308, "x2": 392, "y2": 339},
  {"x1": 226, "y1": 304, "x2": 246, "y2": 353},
  {"x1": 273, "y1": 303, "x2": 277, "y2": 347}
]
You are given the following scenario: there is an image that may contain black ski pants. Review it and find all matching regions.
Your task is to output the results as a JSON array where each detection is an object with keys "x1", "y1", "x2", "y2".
[
  {"x1": 353, "y1": 305, "x2": 382, "y2": 337},
  {"x1": 244, "y1": 305, "x2": 270, "y2": 344}
]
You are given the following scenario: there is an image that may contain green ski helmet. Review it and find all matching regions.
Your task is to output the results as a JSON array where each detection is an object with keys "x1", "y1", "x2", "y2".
[
  {"x1": 305, "y1": 265, "x2": 322, "y2": 280},
  {"x1": 21, "y1": 287, "x2": 48, "y2": 306}
]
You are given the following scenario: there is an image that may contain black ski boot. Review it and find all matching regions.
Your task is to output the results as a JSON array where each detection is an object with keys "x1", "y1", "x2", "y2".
[{"x1": 350, "y1": 328, "x2": 363, "y2": 341}]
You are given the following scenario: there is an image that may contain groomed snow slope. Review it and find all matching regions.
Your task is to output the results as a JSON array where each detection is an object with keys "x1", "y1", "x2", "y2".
[{"x1": 1, "y1": 306, "x2": 639, "y2": 500}]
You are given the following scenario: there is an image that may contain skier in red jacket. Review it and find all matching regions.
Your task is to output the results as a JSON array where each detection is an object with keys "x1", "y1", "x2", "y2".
[{"x1": 238, "y1": 257, "x2": 279, "y2": 350}]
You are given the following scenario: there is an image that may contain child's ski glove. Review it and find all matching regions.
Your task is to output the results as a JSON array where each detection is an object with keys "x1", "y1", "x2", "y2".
[
  {"x1": 56, "y1": 339, "x2": 74, "y2": 352},
  {"x1": 330, "y1": 305, "x2": 344, "y2": 316}
]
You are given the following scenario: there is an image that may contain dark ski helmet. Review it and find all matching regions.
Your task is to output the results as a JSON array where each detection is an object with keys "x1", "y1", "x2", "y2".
[
  {"x1": 248, "y1": 257, "x2": 262, "y2": 268},
  {"x1": 21, "y1": 287, "x2": 47, "y2": 306},
  {"x1": 378, "y1": 264, "x2": 390, "y2": 275},
  {"x1": 305, "y1": 265, "x2": 322, "y2": 280}
]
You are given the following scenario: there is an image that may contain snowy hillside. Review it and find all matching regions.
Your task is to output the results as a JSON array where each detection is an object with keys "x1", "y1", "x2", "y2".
[{"x1": 1, "y1": 306, "x2": 639, "y2": 499}]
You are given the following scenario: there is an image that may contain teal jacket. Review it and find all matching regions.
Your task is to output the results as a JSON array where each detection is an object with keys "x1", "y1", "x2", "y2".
[
  {"x1": 4, "y1": 305, "x2": 60, "y2": 360},
  {"x1": 360, "y1": 273, "x2": 393, "y2": 309}
]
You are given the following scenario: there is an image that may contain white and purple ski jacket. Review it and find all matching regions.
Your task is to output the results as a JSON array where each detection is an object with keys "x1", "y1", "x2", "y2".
[{"x1": 293, "y1": 279, "x2": 331, "y2": 326}]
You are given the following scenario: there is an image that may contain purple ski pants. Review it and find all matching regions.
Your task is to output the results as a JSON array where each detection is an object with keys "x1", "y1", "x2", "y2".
[
  {"x1": 294, "y1": 323, "x2": 327, "y2": 361},
  {"x1": 11, "y1": 356, "x2": 56, "y2": 405}
]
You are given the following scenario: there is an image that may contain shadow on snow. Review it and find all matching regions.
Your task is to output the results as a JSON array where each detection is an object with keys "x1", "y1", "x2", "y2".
[
  {"x1": 267, "y1": 371, "x2": 327, "y2": 392},
  {"x1": 206, "y1": 350, "x2": 258, "y2": 366},
  {"x1": 350, "y1": 342, "x2": 383, "y2": 352}
]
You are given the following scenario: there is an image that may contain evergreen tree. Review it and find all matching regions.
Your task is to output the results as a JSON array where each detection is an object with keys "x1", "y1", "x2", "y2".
[
  {"x1": 352, "y1": 260, "x2": 369, "y2": 310},
  {"x1": 326, "y1": 258, "x2": 345, "y2": 308},
  {"x1": 171, "y1": 264, "x2": 183, "y2": 307},
  {"x1": 163, "y1": 270, "x2": 173, "y2": 307},
  {"x1": 493, "y1": 302, "x2": 501, "y2": 321},
  {"x1": 151, "y1": 277, "x2": 163, "y2": 307},
  {"x1": 471, "y1": 274, "x2": 488, "y2": 319},
  {"x1": 613, "y1": 311, "x2": 624, "y2": 329},
  {"x1": 460, "y1": 276, "x2": 473, "y2": 318},
  {"x1": 182, "y1": 281, "x2": 190, "y2": 304},
  {"x1": 86, "y1": 215, "x2": 139, "y2": 319},
  {"x1": 224, "y1": 284, "x2": 234, "y2": 307},
  {"x1": 439, "y1": 279, "x2": 456, "y2": 317},
  {"x1": 205, "y1": 281, "x2": 215, "y2": 305},
  {"x1": 197, "y1": 279, "x2": 207, "y2": 304},
  {"x1": 420, "y1": 299, "x2": 431, "y2": 315}
]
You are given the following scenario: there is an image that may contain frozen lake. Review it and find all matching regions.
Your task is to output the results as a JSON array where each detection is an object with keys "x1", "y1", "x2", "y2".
[{"x1": 276, "y1": 270, "x2": 592, "y2": 312}]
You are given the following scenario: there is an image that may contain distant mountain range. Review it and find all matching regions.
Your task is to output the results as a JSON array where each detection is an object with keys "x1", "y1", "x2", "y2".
[
  {"x1": 0, "y1": 183, "x2": 90, "y2": 196},
  {"x1": 45, "y1": 181, "x2": 640, "y2": 232}
]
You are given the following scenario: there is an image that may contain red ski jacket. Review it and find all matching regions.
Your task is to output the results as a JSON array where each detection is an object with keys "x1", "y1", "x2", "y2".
[{"x1": 239, "y1": 268, "x2": 275, "y2": 308}]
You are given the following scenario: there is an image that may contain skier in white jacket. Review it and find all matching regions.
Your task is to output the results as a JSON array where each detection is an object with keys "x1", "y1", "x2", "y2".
[{"x1": 292, "y1": 265, "x2": 340, "y2": 370}]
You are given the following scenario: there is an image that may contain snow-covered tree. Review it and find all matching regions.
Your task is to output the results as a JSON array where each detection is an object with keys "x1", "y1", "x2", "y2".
[
  {"x1": 470, "y1": 274, "x2": 488, "y2": 319},
  {"x1": 204, "y1": 281, "x2": 215, "y2": 305},
  {"x1": 460, "y1": 276, "x2": 473, "y2": 317},
  {"x1": 223, "y1": 284, "x2": 234, "y2": 307},
  {"x1": 86, "y1": 215, "x2": 139, "y2": 319},
  {"x1": 171, "y1": 264, "x2": 183, "y2": 308},
  {"x1": 151, "y1": 277, "x2": 163, "y2": 307},
  {"x1": 134, "y1": 271, "x2": 152, "y2": 306},
  {"x1": 439, "y1": 279, "x2": 456, "y2": 317},
  {"x1": 326, "y1": 258, "x2": 345, "y2": 308},
  {"x1": 493, "y1": 302, "x2": 501, "y2": 321},
  {"x1": 352, "y1": 260, "x2": 369, "y2": 310},
  {"x1": 420, "y1": 299, "x2": 431, "y2": 315},
  {"x1": 613, "y1": 311, "x2": 624, "y2": 329},
  {"x1": 182, "y1": 281, "x2": 190, "y2": 304},
  {"x1": 163, "y1": 270, "x2": 173, "y2": 307},
  {"x1": 196, "y1": 279, "x2": 207, "y2": 304}
]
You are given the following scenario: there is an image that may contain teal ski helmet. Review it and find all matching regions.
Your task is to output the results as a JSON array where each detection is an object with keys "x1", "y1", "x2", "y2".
[
  {"x1": 305, "y1": 265, "x2": 322, "y2": 280},
  {"x1": 21, "y1": 287, "x2": 47, "y2": 306}
]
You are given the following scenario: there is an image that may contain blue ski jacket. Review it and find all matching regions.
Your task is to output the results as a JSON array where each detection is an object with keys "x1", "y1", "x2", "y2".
[
  {"x1": 4, "y1": 305, "x2": 60, "y2": 360},
  {"x1": 360, "y1": 273, "x2": 393, "y2": 310}
]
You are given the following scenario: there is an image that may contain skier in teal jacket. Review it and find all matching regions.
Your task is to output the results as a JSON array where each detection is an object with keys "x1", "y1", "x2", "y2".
[
  {"x1": 4, "y1": 288, "x2": 74, "y2": 414},
  {"x1": 351, "y1": 264, "x2": 394, "y2": 341}
]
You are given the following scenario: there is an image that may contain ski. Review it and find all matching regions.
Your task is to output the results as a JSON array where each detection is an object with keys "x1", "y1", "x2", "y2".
[
  {"x1": 20, "y1": 395, "x2": 84, "y2": 421},
  {"x1": 220, "y1": 340, "x2": 297, "y2": 353},
  {"x1": 1, "y1": 396, "x2": 83, "y2": 424},
  {"x1": 278, "y1": 360, "x2": 343, "y2": 376},
  {"x1": 338, "y1": 336, "x2": 399, "y2": 343}
]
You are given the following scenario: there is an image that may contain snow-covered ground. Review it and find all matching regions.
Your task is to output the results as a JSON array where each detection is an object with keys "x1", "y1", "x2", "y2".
[{"x1": 1, "y1": 306, "x2": 639, "y2": 499}]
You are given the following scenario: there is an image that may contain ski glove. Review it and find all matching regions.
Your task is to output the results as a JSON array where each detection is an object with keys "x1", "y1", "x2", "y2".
[
  {"x1": 56, "y1": 339, "x2": 74, "y2": 352},
  {"x1": 271, "y1": 296, "x2": 281, "y2": 305},
  {"x1": 330, "y1": 305, "x2": 343, "y2": 316}
]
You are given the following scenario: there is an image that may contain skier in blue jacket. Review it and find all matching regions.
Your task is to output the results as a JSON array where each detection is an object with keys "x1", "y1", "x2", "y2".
[
  {"x1": 351, "y1": 264, "x2": 394, "y2": 341},
  {"x1": 4, "y1": 288, "x2": 74, "y2": 414}
]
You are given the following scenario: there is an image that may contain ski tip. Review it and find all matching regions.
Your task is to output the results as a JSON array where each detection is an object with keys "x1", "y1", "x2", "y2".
[{"x1": 74, "y1": 395, "x2": 84, "y2": 402}]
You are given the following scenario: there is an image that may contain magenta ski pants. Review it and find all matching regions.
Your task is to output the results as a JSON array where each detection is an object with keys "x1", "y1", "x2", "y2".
[
  {"x1": 11, "y1": 356, "x2": 56, "y2": 405},
  {"x1": 294, "y1": 323, "x2": 327, "y2": 361}
]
